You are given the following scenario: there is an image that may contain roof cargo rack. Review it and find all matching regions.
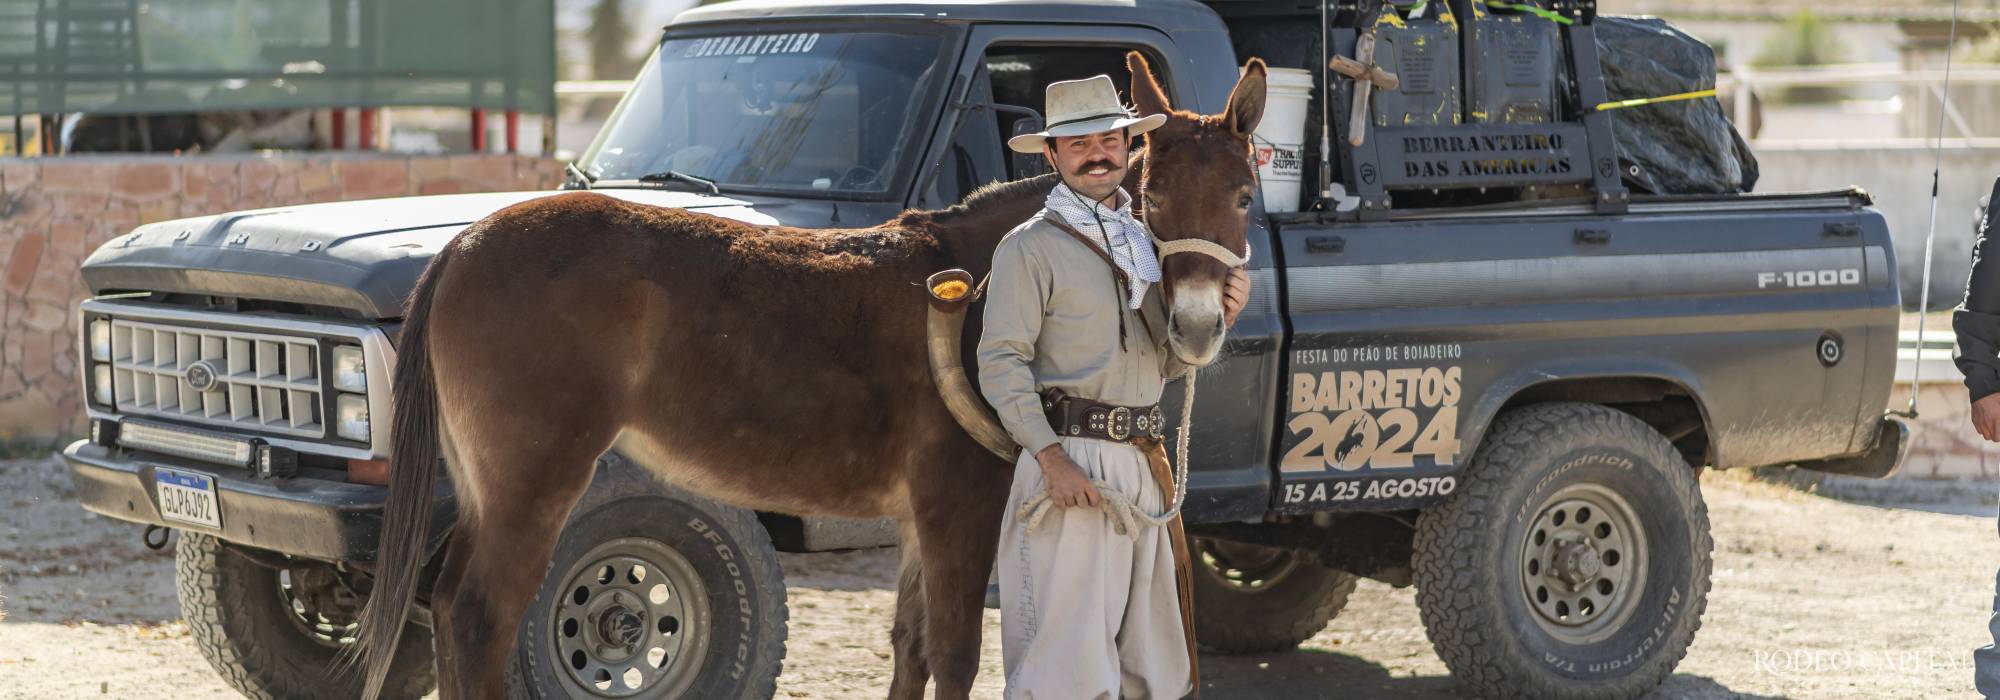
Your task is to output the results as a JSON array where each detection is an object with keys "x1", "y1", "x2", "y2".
[{"x1": 1327, "y1": 0, "x2": 1628, "y2": 219}]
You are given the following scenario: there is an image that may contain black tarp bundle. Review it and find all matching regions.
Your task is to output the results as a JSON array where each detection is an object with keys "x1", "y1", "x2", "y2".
[{"x1": 1596, "y1": 16, "x2": 1759, "y2": 194}]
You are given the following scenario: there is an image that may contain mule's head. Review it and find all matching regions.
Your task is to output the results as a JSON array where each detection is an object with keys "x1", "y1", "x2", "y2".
[{"x1": 1127, "y1": 52, "x2": 1265, "y2": 367}]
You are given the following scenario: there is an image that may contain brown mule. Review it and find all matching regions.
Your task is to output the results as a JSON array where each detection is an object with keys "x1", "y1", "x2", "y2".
[{"x1": 350, "y1": 52, "x2": 1268, "y2": 700}]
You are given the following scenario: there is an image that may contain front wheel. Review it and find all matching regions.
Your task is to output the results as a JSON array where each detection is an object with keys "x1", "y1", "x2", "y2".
[
  {"x1": 176, "y1": 532, "x2": 437, "y2": 700},
  {"x1": 507, "y1": 495, "x2": 789, "y2": 700},
  {"x1": 1413, "y1": 402, "x2": 1711, "y2": 700}
]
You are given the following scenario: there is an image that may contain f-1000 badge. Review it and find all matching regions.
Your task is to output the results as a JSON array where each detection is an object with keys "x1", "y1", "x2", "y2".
[{"x1": 1282, "y1": 343, "x2": 1464, "y2": 472}]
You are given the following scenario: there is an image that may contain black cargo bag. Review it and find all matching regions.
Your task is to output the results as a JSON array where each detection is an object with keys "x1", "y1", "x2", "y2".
[{"x1": 1596, "y1": 16, "x2": 1758, "y2": 194}]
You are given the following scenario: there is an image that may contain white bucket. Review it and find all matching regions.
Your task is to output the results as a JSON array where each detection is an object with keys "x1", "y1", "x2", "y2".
[{"x1": 1250, "y1": 66, "x2": 1314, "y2": 213}]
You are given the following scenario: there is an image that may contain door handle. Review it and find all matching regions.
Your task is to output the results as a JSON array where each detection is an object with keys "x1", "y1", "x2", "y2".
[
  {"x1": 1823, "y1": 222, "x2": 1860, "y2": 238},
  {"x1": 1574, "y1": 228, "x2": 1611, "y2": 245},
  {"x1": 1306, "y1": 235, "x2": 1345, "y2": 254}
]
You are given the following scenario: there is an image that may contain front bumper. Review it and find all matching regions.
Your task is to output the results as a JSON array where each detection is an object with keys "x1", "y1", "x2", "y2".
[{"x1": 62, "y1": 439, "x2": 449, "y2": 562}]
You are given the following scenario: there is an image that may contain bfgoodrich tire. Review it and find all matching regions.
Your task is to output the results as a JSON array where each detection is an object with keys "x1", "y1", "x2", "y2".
[
  {"x1": 176, "y1": 532, "x2": 436, "y2": 700},
  {"x1": 1413, "y1": 402, "x2": 1711, "y2": 700},
  {"x1": 1190, "y1": 538, "x2": 1357, "y2": 653},
  {"x1": 507, "y1": 495, "x2": 788, "y2": 700}
]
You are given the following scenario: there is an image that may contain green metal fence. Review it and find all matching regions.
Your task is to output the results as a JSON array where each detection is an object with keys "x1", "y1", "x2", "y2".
[{"x1": 0, "y1": 0, "x2": 555, "y2": 117}]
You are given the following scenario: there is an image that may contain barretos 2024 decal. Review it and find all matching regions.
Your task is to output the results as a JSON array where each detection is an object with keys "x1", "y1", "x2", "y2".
[{"x1": 1279, "y1": 343, "x2": 1467, "y2": 507}]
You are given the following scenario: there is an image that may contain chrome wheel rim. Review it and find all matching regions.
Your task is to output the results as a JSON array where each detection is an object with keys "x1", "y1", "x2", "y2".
[
  {"x1": 1518, "y1": 483, "x2": 1648, "y2": 644},
  {"x1": 1196, "y1": 540, "x2": 1301, "y2": 592},
  {"x1": 549, "y1": 537, "x2": 709, "y2": 698},
  {"x1": 276, "y1": 567, "x2": 359, "y2": 648}
]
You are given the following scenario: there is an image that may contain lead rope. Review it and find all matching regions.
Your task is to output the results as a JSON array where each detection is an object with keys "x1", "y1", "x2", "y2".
[
  {"x1": 1892, "y1": 0, "x2": 1960, "y2": 420},
  {"x1": 1017, "y1": 372, "x2": 1198, "y2": 536},
  {"x1": 1017, "y1": 239, "x2": 1248, "y2": 536}
]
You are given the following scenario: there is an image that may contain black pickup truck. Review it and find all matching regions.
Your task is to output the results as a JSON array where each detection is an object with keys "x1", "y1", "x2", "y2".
[{"x1": 61, "y1": 0, "x2": 1906, "y2": 698}]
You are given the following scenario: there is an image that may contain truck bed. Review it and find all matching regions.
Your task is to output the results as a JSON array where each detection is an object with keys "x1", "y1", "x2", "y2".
[{"x1": 1181, "y1": 185, "x2": 1899, "y2": 520}]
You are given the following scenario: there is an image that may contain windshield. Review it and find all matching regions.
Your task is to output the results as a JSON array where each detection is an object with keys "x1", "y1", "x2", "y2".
[{"x1": 581, "y1": 27, "x2": 952, "y2": 199}]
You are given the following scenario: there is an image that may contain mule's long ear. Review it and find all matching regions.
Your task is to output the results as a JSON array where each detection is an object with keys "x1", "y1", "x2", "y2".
[
  {"x1": 1226, "y1": 58, "x2": 1269, "y2": 139},
  {"x1": 1127, "y1": 51, "x2": 1171, "y2": 116}
]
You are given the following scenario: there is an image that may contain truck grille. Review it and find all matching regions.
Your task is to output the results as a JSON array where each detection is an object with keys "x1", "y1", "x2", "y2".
[{"x1": 107, "y1": 319, "x2": 324, "y2": 438}]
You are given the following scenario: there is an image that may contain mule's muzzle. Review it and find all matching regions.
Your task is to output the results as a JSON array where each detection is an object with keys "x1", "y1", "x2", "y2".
[
  {"x1": 1155, "y1": 238, "x2": 1245, "y2": 368},
  {"x1": 1166, "y1": 294, "x2": 1227, "y2": 367}
]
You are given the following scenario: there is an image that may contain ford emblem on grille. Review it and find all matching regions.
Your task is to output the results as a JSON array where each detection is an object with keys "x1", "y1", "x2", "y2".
[{"x1": 184, "y1": 360, "x2": 220, "y2": 392}]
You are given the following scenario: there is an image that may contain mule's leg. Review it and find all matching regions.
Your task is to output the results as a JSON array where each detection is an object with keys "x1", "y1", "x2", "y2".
[
  {"x1": 427, "y1": 527, "x2": 476, "y2": 693},
  {"x1": 910, "y1": 461, "x2": 1011, "y2": 699},
  {"x1": 427, "y1": 425, "x2": 476, "y2": 692},
  {"x1": 434, "y1": 434, "x2": 605, "y2": 699},
  {"x1": 887, "y1": 522, "x2": 931, "y2": 700}
]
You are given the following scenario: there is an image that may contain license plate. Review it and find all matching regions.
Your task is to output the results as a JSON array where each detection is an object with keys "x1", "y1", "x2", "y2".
[{"x1": 155, "y1": 468, "x2": 222, "y2": 529}]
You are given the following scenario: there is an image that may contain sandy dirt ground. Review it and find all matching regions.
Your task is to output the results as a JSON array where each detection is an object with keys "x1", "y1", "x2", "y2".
[{"x1": 1, "y1": 453, "x2": 1995, "y2": 699}]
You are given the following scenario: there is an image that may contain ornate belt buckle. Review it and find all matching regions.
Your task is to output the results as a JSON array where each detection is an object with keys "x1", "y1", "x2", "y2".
[
  {"x1": 1108, "y1": 406, "x2": 1132, "y2": 440},
  {"x1": 1140, "y1": 405, "x2": 1164, "y2": 439}
]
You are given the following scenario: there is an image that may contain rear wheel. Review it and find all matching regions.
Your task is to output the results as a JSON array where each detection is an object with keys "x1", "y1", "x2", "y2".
[
  {"x1": 1413, "y1": 402, "x2": 1711, "y2": 700},
  {"x1": 1189, "y1": 538, "x2": 1357, "y2": 653},
  {"x1": 176, "y1": 532, "x2": 436, "y2": 700}
]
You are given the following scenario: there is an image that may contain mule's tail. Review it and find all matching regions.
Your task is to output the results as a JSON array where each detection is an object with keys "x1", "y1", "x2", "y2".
[{"x1": 343, "y1": 242, "x2": 455, "y2": 700}]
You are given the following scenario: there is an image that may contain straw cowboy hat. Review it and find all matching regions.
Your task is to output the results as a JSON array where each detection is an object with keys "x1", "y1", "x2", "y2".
[{"x1": 1006, "y1": 74, "x2": 1168, "y2": 154}]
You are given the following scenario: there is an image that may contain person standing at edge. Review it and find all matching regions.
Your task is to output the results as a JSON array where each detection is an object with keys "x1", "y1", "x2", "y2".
[
  {"x1": 1957, "y1": 177, "x2": 2000, "y2": 699},
  {"x1": 976, "y1": 74, "x2": 1251, "y2": 700}
]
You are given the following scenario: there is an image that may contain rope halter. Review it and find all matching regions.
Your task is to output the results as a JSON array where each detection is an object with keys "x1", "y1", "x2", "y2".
[{"x1": 1153, "y1": 236, "x2": 1251, "y2": 268}]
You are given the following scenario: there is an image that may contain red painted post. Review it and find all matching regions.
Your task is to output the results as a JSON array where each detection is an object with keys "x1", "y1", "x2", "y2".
[
  {"x1": 470, "y1": 109, "x2": 487, "y2": 152},
  {"x1": 359, "y1": 108, "x2": 377, "y2": 150},
  {"x1": 331, "y1": 109, "x2": 346, "y2": 150},
  {"x1": 504, "y1": 110, "x2": 519, "y2": 154}
]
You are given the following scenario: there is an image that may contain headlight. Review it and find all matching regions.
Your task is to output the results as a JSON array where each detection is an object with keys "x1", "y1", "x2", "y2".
[
  {"x1": 92, "y1": 364, "x2": 113, "y2": 405},
  {"x1": 332, "y1": 345, "x2": 367, "y2": 393},
  {"x1": 336, "y1": 394, "x2": 370, "y2": 441},
  {"x1": 90, "y1": 320, "x2": 111, "y2": 361}
]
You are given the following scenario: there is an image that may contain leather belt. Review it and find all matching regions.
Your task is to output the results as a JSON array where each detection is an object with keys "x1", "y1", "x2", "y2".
[{"x1": 1042, "y1": 390, "x2": 1165, "y2": 444}]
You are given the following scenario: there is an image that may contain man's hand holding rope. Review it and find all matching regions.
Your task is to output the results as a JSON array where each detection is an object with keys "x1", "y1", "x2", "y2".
[
  {"x1": 1036, "y1": 444, "x2": 1104, "y2": 508},
  {"x1": 1036, "y1": 270, "x2": 1251, "y2": 511}
]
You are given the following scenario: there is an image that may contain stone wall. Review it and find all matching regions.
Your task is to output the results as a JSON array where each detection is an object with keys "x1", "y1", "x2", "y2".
[
  {"x1": 9, "y1": 147, "x2": 2000, "y2": 472},
  {"x1": 1892, "y1": 355, "x2": 2000, "y2": 481},
  {"x1": 1755, "y1": 143, "x2": 2000, "y2": 309},
  {"x1": 0, "y1": 154, "x2": 561, "y2": 441}
]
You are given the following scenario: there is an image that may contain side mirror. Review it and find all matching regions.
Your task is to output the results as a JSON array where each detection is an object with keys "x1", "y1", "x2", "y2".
[{"x1": 1008, "y1": 115, "x2": 1053, "y2": 179}]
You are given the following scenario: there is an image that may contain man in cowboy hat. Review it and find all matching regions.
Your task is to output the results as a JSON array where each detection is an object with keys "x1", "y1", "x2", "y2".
[{"x1": 977, "y1": 74, "x2": 1252, "y2": 699}]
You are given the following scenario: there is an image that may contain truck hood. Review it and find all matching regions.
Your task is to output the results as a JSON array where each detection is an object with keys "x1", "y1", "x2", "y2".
[{"x1": 80, "y1": 190, "x2": 777, "y2": 319}]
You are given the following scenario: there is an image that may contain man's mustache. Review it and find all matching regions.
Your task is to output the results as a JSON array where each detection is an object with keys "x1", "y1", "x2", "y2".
[{"x1": 1073, "y1": 160, "x2": 1122, "y2": 176}]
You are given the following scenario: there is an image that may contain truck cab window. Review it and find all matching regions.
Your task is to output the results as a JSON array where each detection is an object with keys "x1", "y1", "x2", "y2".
[
  {"x1": 583, "y1": 29, "x2": 952, "y2": 198},
  {"x1": 981, "y1": 45, "x2": 1172, "y2": 180},
  {"x1": 930, "y1": 44, "x2": 1169, "y2": 206}
]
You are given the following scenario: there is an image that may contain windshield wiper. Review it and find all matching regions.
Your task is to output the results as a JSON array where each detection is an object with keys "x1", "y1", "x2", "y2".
[
  {"x1": 563, "y1": 162, "x2": 595, "y2": 190},
  {"x1": 637, "y1": 170, "x2": 721, "y2": 195}
]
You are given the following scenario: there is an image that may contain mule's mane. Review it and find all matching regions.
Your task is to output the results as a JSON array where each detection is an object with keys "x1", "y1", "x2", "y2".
[
  {"x1": 885, "y1": 172, "x2": 1062, "y2": 268},
  {"x1": 892, "y1": 172, "x2": 1060, "y2": 230},
  {"x1": 608, "y1": 172, "x2": 1061, "y2": 276},
  {"x1": 1142, "y1": 112, "x2": 1247, "y2": 155}
]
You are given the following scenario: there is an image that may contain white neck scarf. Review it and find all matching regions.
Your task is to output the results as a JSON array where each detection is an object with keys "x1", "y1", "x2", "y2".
[{"x1": 1044, "y1": 183, "x2": 1160, "y2": 309}]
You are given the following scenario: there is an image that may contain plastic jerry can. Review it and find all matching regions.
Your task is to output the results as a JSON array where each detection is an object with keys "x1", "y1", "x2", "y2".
[
  {"x1": 1460, "y1": 0, "x2": 1564, "y2": 124},
  {"x1": 1369, "y1": 0, "x2": 1463, "y2": 128}
]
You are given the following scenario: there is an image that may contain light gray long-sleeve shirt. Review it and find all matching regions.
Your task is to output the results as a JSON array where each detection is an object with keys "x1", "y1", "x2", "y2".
[{"x1": 977, "y1": 209, "x2": 1193, "y2": 456}]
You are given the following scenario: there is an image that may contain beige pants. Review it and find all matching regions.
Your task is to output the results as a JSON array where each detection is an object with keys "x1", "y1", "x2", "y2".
[{"x1": 998, "y1": 436, "x2": 1192, "y2": 700}]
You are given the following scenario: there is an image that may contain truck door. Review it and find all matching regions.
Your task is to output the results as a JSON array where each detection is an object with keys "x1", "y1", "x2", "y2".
[{"x1": 927, "y1": 25, "x2": 1284, "y2": 521}]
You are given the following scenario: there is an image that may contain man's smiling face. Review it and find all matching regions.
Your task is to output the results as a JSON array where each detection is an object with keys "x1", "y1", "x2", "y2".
[{"x1": 1044, "y1": 128, "x2": 1130, "y2": 203}]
